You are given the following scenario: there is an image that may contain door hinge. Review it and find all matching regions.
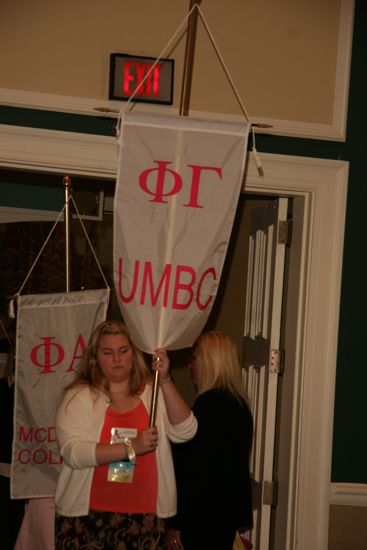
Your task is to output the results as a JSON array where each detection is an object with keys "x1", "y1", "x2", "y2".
[
  {"x1": 263, "y1": 480, "x2": 278, "y2": 507},
  {"x1": 270, "y1": 348, "x2": 285, "y2": 375},
  {"x1": 278, "y1": 219, "x2": 292, "y2": 245}
]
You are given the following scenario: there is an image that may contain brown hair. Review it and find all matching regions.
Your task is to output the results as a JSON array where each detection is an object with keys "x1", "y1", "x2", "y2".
[
  {"x1": 67, "y1": 320, "x2": 151, "y2": 395},
  {"x1": 193, "y1": 330, "x2": 247, "y2": 401}
]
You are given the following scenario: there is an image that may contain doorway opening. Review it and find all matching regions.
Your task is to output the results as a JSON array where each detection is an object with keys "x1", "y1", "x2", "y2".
[{"x1": 0, "y1": 135, "x2": 348, "y2": 549}]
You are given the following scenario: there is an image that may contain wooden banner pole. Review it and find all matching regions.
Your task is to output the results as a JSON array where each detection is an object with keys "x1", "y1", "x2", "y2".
[
  {"x1": 179, "y1": 0, "x2": 202, "y2": 116},
  {"x1": 150, "y1": 1, "x2": 202, "y2": 426}
]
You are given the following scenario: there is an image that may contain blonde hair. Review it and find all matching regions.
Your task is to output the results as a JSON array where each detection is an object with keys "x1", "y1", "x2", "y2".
[
  {"x1": 67, "y1": 320, "x2": 151, "y2": 395},
  {"x1": 193, "y1": 330, "x2": 247, "y2": 400}
]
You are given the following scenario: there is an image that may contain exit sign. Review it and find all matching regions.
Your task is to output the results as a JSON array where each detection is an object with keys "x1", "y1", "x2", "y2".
[{"x1": 109, "y1": 53, "x2": 174, "y2": 105}]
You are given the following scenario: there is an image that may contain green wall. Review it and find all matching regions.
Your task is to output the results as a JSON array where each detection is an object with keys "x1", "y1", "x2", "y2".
[
  {"x1": 330, "y1": 0, "x2": 367, "y2": 483},
  {"x1": 258, "y1": 0, "x2": 367, "y2": 483},
  {"x1": 0, "y1": 0, "x2": 365, "y2": 484},
  {"x1": 1, "y1": 181, "x2": 63, "y2": 211}
]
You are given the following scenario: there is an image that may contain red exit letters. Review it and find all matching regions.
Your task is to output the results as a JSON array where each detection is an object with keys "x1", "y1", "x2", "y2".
[{"x1": 124, "y1": 60, "x2": 162, "y2": 98}]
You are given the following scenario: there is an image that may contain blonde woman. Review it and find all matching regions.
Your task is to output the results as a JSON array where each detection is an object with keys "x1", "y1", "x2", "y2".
[
  {"x1": 167, "y1": 331, "x2": 253, "y2": 550},
  {"x1": 55, "y1": 320, "x2": 197, "y2": 549}
]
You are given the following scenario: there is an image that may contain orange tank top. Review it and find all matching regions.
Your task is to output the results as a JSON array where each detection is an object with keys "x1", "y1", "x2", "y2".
[{"x1": 89, "y1": 400, "x2": 158, "y2": 513}]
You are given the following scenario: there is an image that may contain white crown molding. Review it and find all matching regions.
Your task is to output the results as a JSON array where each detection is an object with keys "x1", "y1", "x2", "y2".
[
  {"x1": 330, "y1": 483, "x2": 367, "y2": 507},
  {"x1": 332, "y1": 0, "x2": 355, "y2": 141},
  {"x1": 0, "y1": 124, "x2": 117, "y2": 177},
  {"x1": 0, "y1": 88, "x2": 175, "y2": 119},
  {"x1": 0, "y1": 206, "x2": 59, "y2": 223},
  {"x1": 0, "y1": 0, "x2": 355, "y2": 143},
  {"x1": 0, "y1": 89, "x2": 349, "y2": 143}
]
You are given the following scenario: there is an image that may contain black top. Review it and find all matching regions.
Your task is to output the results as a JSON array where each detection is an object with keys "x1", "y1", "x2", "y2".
[
  {"x1": 171, "y1": 388, "x2": 253, "y2": 533},
  {"x1": 0, "y1": 341, "x2": 15, "y2": 465},
  {"x1": 0, "y1": 378, "x2": 15, "y2": 464}
]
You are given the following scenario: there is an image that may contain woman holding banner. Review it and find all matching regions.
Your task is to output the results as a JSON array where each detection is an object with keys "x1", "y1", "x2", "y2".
[
  {"x1": 54, "y1": 320, "x2": 197, "y2": 549},
  {"x1": 166, "y1": 331, "x2": 253, "y2": 550}
]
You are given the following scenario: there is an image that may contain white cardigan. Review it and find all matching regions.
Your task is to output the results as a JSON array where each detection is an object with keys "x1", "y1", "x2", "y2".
[{"x1": 54, "y1": 384, "x2": 197, "y2": 518}]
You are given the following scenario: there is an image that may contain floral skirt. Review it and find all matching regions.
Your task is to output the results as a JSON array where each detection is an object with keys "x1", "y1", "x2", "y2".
[{"x1": 55, "y1": 510, "x2": 167, "y2": 550}]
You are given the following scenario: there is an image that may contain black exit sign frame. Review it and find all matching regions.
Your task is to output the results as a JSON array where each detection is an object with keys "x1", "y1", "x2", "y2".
[{"x1": 109, "y1": 53, "x2": 174, "y2": 105}]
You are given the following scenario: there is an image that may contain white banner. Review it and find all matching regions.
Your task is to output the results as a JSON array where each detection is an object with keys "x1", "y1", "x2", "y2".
[
  {"x1": 11, "y1": 288, "x2": 110, "y2": 498},
  {"x1": 114, "y1": 112, "x2": 249, "y2": 352}
]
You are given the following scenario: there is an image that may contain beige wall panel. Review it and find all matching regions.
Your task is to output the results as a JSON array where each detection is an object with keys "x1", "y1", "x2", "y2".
[
  {"x1": 0, "y1": 0, "x2": 341, "y2": 124},
  {"x1": 193, "y1": 0, "x2": 340, "y2": 123},
  {"x1": 0, "y1": 0, "x2": 187, "y2": 101},
  {"x1": 328, "y1": 505, "x2": 367, "y2": 550}
]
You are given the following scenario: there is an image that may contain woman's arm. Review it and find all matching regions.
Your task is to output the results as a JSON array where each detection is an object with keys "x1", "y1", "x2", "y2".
[
  {"x1": 153, "y1": 348, "x2": 193, "y2": 425},
  {"x1": 95, "y1": 426, "x2": 158, "y2": 465},
  {"x1": 57, "y1": 386, "x2": 159, "y2": 468},
  {"x1": 56, "y1": 386, "x2": 101, "y2": 469}
]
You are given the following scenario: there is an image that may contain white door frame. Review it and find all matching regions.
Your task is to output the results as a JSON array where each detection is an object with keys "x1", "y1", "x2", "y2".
[
  {"x1": 245, "y1": 154, "x2": 348, "y2": 550},
  {"x1": 0, "y1": 125, "x2": 348, "y2": 549}
]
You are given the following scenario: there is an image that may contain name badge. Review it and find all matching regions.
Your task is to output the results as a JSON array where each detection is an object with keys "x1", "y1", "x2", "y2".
[{"x1": 108, "y1": 427, "x2": 137, "y2": 483}]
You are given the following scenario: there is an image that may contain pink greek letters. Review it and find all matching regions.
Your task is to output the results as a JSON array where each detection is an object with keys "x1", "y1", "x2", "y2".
[
  {"x1": 139, "y1": 161, "x2": 222, "y2": 207},
  {"x1": 30, "y1": 333, "x2": 86, "y2": 374}
]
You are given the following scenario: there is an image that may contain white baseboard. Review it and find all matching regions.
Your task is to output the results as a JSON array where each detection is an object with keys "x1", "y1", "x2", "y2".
[{"x1": 330, "y1": 483, "x2": 367, "y2": 506}]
